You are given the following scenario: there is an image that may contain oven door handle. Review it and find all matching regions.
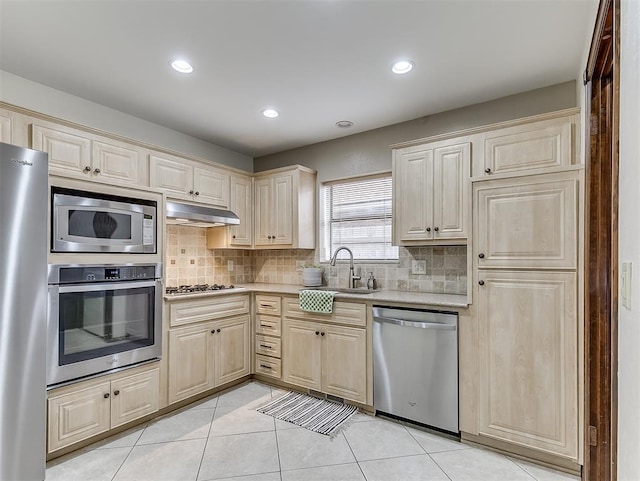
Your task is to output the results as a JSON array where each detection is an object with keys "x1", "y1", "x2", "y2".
[{"x1": 57, "y1": 280, "x2": 159, "y2": 293}]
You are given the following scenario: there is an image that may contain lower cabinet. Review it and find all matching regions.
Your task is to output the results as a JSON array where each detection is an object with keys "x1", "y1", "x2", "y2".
[
  {"x1": 168, "y1": 315, "x2": 250, "y2": 404},
  {"x1": 47, "y1": 367, "x2": 159, "y2": 454},
  {"x1": 282, "y1": 318, "x2": 367, "y2": 404},
  {"x1": 476, "y1": 270, "x2": 578, "y2": 460}
]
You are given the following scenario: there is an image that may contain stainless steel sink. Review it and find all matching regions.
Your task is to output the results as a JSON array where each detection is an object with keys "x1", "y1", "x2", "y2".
[{"x1": 308, "y1": 286, "x2": 378, "y2": 295}]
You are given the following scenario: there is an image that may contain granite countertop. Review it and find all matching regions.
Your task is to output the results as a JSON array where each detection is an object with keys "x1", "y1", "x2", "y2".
[{"x1": 165, "y1": 283, "x2": 469, "y2": 309}]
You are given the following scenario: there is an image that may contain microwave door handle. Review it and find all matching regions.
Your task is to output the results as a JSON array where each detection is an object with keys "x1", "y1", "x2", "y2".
[{"x1": 57, "y1": 280, "x2": 158, "y2": 294}]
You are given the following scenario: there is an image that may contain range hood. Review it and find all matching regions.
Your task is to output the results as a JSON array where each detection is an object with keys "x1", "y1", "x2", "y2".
[{"x1": 165, "y1": 201, "x2": 240, "y2": 228}]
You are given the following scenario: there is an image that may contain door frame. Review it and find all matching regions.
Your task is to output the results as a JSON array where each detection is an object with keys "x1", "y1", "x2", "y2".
[{"x1": 583, "y1": 0, "x2": 619, "y2": 479}]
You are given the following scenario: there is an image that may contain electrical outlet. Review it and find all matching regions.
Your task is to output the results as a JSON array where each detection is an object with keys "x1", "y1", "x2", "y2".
[
  {"x1": 296, "y1": 260, "x2": 305, "y2": 271},
  {"x1": 227, "y1": 260, "x2": 234, "y2": 272},
  {"x1": 411, "y1": 260, "x2": 427, "y2": 275}
]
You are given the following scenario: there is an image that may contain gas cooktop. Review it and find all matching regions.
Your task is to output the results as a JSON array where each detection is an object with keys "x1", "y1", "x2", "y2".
[{"x1": 165, "y1": 284, "x2": 245, "y2": 295}]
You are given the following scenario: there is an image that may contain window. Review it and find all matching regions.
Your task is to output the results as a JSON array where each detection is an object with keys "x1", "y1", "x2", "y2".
[{"x1": 320, "y1": 173, "x2": 398, "y2": 261}]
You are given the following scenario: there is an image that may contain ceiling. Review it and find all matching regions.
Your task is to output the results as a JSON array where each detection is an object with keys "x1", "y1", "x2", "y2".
[{"x1": 0, "y1": 0, "x2": 597, "y2": 158}]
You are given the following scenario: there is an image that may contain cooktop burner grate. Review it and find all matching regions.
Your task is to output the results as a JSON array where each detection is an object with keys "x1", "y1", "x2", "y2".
[{"x1": 165, "y1": 284, "x2": 237, "y2": 295}]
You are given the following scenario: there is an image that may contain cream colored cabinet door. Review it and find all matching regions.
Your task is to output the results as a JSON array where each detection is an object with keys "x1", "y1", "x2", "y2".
[
  {"x1": 475, "y1": 172, "x2": 578, "y2": 269},
  {"x1": 254, "y1": 176, "x2": 274, "y2": 245},
  {"x1": 271, "y1": 173, "x2": 293, "y2": 245},
  {"x1": 476, "y1": 270, "x2": 578, "y2": 460},
  {"x1": 394, "y1": 146, "x2": 434, "y2": 241},
  {"x1": 47, "y1": 382, "x2": 111, "y2": 453},
  {"x1": 0, "y1": 110, "x2": 12, "y2": 144},
  {"x1": 110, "y1": 368, "x2": 160, "y2": 428},
  {"x1": 321, "y1": 325, "x2": 367, "y2": 403},
  {"x1": 432, "y1": 142, "x2": 470, "y2": 240},
  {"x1": 92, "y1": 140, "x2": 144, "y2": 186},
  {"x1": 194, "y1": 166, "x2": 230, "y2": 208},
  {"x1": 282, "y1": 319, "x2": 322, "y2": 391},
  {"x1": 482, "y1": 120, "x2": 572, "y2": 176},
  {"x1": 215, "y1": 316, "x2": 250, "y2": 386},
  {"x1": 150, "y1": 154, "x2": 194, "y2": 201},
  {"x1": 32, "y1": 124, "x2": 92, "y2": 177},
  {"x1": 0, "y1": 109, "x2": 28, "y2": 146},
  {"x1": 168, "y1": 323, "x2": 215, "y2": 404},
  {"x1": 229, "y1": 174, "x2": 253, "y2": 246}
]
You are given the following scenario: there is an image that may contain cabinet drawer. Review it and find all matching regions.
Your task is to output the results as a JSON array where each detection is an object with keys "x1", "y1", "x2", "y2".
[
  {"x1": 255, "y1": 334, "x2": 282, "y2": 358},
  {"x1": 256, "y1": 295, "x2": 281, "y2": 316},
  {"x1": 255, "y1": 354, "x2": 282, "y2": 379},
  {"x1": 170, "y1": 294, "x2": 250, "y2": 327},
  {"x1": 283, "y1": 297, "x2": 366, "y2": 327},
  {"x1": 255, "y1": 315, "x2": 282, "y2": 337}
]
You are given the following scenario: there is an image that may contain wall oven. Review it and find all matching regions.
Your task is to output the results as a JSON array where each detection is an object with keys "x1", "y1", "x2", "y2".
[
  {"x1": 47, "y1": 263, "x2": 162, "y2": 387},
  {"x1": 51, "y1": 187, "x2": 157, "y2": 253}
]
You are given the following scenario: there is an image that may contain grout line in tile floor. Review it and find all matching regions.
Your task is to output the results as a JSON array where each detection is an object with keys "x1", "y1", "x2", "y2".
[{"x1": 44, "y1": 382, "x2": 580, "y2": 481}]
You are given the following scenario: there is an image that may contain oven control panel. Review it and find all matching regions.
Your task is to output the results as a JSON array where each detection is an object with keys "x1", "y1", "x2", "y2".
[{"x1": 50, "y1": 263, "x2": 161, "y2": 284}]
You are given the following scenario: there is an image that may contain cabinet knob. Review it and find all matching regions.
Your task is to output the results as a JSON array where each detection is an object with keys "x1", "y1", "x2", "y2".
[
  {"x1": 84, "y1": 165, "x2": 92, "y2": 172},
  {"x1": 217, "y1": 328, "x2": 221, "y2": 333},
  {"x1": 113, "y1": 390, "x2": 120, "y2": 396},
  {"x1": 479, "y1": 280, "x2": 485, "y2": 286},
  {"x1": 315, "y1": 331, "x2": 320, "y2": 335},
  {"x1": 189, "y1": 190, "x2": 194, "y2": 195},
  {"x1": 103, "y1": 393, "x2": 110, "y2": 399},
  {"x1": 232, "y1": 235, "x2": 236, "y2": 239},
  {"x1": 195, "y1": 191, "x2": 200, "y2": 196},
  {"x1": 426, "y1": 227, "x2": 431, "y2": 232},
  {"x1": 211, "y1": 329, "x2": 216, "y2": 334},
  {"x1": 485, "y1": 168, "x2": 492, "y2": 174},
  {"x1": 93, "y1": 168, "x2": 101, "y2": 174},
  {"x1": 478, "y1": 253, "x2": 485, "y2": 259},
  {"x1": 321, "y1": 332, "x2": 325, "y2": 337},
  {"x1": 434, "y1": 227, "x2": 439, "y2": 232}
]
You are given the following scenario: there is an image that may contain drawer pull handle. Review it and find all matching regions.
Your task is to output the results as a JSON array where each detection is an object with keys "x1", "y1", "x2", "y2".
[
  {"x1": 260, "y1": 364, "x2": 272, "y2": 369},
  {"x1": 260, "y1": 323, "x2": 271, "y2": 328},
  {"x1": 259, "y1": 344, "x2": 272, "y2": 349},
  {"x1": 260, "y1": 304, "x2": 272, "y2": 308}
]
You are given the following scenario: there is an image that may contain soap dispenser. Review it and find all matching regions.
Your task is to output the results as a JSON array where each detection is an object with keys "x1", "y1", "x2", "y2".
[{"x1": 367, "y1": 272, "x2": 377, "y2": 290}]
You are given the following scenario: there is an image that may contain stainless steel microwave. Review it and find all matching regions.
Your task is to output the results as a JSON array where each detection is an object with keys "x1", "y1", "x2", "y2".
[{"x1": 51, "y1": 187, "x2": 157, "y2": 253}]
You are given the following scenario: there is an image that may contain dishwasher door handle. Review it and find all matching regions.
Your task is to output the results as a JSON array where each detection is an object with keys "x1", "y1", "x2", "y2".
[{"x1": 374, "y1": 315, "x2": 456, "y2": 330}]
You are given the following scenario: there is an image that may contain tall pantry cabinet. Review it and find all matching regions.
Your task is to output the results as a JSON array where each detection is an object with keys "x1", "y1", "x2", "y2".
[{"x1": 466, "y1": 112, "x2": 583, "y2": 469}]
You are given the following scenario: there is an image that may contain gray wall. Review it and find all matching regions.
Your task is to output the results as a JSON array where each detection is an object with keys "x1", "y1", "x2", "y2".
[
  {"x1": 255, "y1": 81, "x2": 577, "y2": 182},
  {"x1": 0, "y1": 70, "x2": 253, "y2": 172}
]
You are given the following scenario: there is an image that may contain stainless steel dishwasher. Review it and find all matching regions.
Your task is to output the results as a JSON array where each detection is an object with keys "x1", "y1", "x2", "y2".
[{"x1": 373, "y1": 306, "x2": 458, "y2": 433}]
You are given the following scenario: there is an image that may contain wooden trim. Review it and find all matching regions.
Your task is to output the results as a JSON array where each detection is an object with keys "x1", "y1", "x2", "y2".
[
  {"x1": 583, "y1": 0, "x2": 619, "y2": 479},
  {"x1": 389, "y1": 108, "x2": 580, "y2": 149}
]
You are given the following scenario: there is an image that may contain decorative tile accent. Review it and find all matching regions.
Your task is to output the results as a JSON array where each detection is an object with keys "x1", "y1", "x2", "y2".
[{"x1": 165, "y1": 226, "x2": 467, "y2": 294}]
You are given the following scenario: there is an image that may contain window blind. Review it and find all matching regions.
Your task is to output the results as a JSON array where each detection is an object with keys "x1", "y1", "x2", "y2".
[{"x1": 320, "y1": 174, "x2": 398, "y2": 261}]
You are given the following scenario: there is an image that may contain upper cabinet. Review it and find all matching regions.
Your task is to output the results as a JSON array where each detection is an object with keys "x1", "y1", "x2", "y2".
[
  {"x1": 253, "y1": 166, "x2": 316, "y2": 249},
  {"x1": 0, "y1": 107, "x2": 28, "y2": 147},
  {"x1": 474, "y1": 115, "x2": 576, "y2": 178},
  {"x1": 393, "y1": 141, "x2": 470, "y2": 245},
  {"x1": 32, "y1": 122, "x2": 148, "y2": 187},
  {"x1": 150, "y1": 153, "x2": 230, "y2": 208},
  {"x1": 207, "y1": 173, "x2": 254, "y2": 248}
]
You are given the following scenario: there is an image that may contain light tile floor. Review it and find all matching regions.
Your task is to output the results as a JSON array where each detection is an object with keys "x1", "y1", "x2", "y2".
[{"x1": 46, "y1": 381, "x2": 581, "y2": 481}]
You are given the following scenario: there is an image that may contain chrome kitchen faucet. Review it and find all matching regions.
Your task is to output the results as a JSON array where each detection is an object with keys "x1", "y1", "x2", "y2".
[{"x1": 329, "y1": 246, "x2": 361, "y2": 289}]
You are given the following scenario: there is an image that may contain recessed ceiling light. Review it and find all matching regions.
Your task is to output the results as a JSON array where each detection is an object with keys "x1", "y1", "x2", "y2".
[
  {"x1": 171, "y1": 59, "x2": 193, "y2": 73},
  {"x1": 335, "y1": 121, "x2": 354, "y2": 128},
  {"x1": 262, "y1": 109, "x2": 279, "y2": 118},
  {"x1": 392, "y1": 60, "x2": 414, "y2": 75}
]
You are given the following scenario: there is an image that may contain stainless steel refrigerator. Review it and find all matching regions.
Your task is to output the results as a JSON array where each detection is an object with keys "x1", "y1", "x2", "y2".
[{"x1": 0, "y1": 142, "x2": 48, "y2": 481}]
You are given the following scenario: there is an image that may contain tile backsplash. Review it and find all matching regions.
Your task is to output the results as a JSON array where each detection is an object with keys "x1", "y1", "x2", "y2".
[{"x1": 165, "y1": 226, "x2": 467, "y2": 294}]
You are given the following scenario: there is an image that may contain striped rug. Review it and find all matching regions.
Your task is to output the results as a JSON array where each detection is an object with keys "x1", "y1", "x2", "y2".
[{"x1": 257, "y1": 391, "x2": 358, "y2": 436}]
